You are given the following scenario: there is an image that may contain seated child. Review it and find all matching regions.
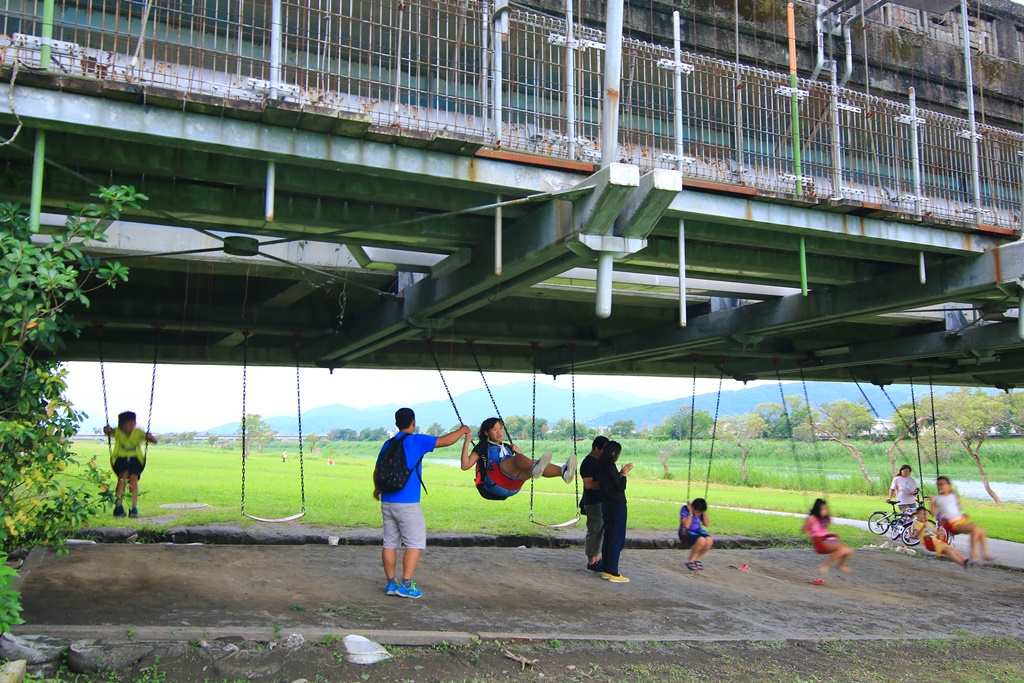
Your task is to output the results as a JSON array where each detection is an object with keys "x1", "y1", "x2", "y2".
[
  {"x1": 103, "y1": 410, "x2": 158, "y2": 518},
  {"x1": 678, "y1": 497, "x2": 712, "y2": 571},
  {"x1": 460, "y1": 417, "x2": 576, "y2": 500},
  {"x1": 931, "y1": 476, "x2": 999, "y2": 565},
  {"x1": 802, "y1": 498, "x2": 853, "y2": 584},
  {"x1": 912, "y1": 507, "x2": 968, "y2": 569}
]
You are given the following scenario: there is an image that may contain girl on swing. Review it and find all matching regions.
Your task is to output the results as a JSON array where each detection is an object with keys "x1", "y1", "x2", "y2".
[
  {"x1": 802, "y1": 498, "x2": 853, "y2": 585},
  {"x1": 460, "y1": 417, "x2": 576, "y2": 499}
]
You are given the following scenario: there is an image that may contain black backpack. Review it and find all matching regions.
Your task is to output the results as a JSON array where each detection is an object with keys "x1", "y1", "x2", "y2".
[{"x1": 374, "y1": 433, "x2": 427, "y2": 494}]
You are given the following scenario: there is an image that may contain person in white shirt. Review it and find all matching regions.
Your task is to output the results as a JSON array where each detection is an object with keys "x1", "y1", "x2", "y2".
[
  {"x1": 888, "y1": 464, "x2": 919, "y2": 511},
  {"x1": 930, "y1": 476, "x2": 999, "y2": 565}
]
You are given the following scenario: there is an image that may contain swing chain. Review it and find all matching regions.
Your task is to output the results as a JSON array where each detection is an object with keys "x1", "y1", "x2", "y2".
[
  {"x1": 704, "y1": 370, "x2": 723, "y2": 500},
  {"x1": 685, "y1": 357, "x2": 697, "y2": 503},
  {"x1": 798, "y1": 366, "x2": 826, "y2": 492},
  {"x1": 469, "y1": 341, "x2": 508, "y2": 443},
  {"x1": 96, "y1": 323, "x2": 113, "y2": 460},
  {"x1": 907, "y1": 369, "x2": 925, "y2": 500},
  {"x1": 295, "y1": 334, "x2": 306, "y2": 512},
  {"x1": 570, "y1": 344, "x2": 579, "y2": 506},
  {"x1": 529, "y1": 344, "x2": 537, "y2": 521},
  {"x1": 240, "y1": 332, "x2": 249, "y2": 515},
  {"x1": 143, "y1": 325, "x2": 162, "y2": 462},
  {"x1": 426, "y1": 338, "x2": 464, "y2": 426},
  {"x1": 928, "y1": 371, "x2": 940, "y2": 490},
  {"x1": 774, "y1": 363, "x2": 806, "y2": 498}
]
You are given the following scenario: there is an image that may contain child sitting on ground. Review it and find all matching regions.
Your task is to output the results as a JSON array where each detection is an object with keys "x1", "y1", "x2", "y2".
[
  {"x1": 103, "y1": 410, "x2": 158, "y2": 518},
  {"x1": 678, "y1": 497, "x2": 713, "y2": 571},
  {"x1": 912, "y1": 507, "x2": 968, "y2": 569},
  {"x1": 460, "y1": 417, "x2": 576, "y2": 500},
  {"x1": 802, "y1": 498, "x2": 853, "y2": 584}
]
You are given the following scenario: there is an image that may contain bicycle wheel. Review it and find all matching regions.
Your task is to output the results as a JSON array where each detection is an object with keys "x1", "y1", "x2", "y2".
[
  {"x1": 901, "y1": 523, "x2": 921, "y2": 547},
  {"x1": 867, "y1": 512, "x2": 889, "y2": 535}
]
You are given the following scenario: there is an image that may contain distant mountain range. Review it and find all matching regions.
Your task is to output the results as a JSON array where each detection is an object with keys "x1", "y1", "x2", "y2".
[{"x1": 205, "y1": 380, "x2": 955, "y2": 435}]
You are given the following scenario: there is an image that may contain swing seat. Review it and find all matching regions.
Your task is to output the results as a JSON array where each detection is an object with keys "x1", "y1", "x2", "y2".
[
  {"x1": 475, "y1": 482, "x2": 512, "y2": 501},
  {"x1": 531, "y1": 517, "x2": 580, "y2": 529},
  {"x1": 243, "y1": 511, "x2": 306, "y2": 524}
]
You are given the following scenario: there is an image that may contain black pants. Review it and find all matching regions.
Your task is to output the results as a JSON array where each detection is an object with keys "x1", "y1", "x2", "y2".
[{"x1": 601, "y1": 500, "x2": 628, "y2": 576}]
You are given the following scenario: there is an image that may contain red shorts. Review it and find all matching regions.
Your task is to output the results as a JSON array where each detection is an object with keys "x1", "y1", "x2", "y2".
[{"x1": 812, "y1": 535, "x2": 840, "y2": 555}]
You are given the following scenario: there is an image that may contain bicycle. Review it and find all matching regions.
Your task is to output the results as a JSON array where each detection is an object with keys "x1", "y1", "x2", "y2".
[
  {"x1": 867, "y1": 499, "x2": 907, "y2": 536},
  {"x1": 867, "y1": 500, "x2": 933, "y2": 547}
]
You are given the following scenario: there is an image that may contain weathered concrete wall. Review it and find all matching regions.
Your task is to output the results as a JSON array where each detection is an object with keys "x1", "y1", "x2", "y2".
[{"x1": 525, "y1": 0, "x2": 1024, "y2": 128}]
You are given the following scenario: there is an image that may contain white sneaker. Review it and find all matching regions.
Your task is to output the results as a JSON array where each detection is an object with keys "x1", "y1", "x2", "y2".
[
  {"x1": 531, "y1": 451, "x2": 553, "y2": 479},
  {"x1": 561, "y1": 452, "x2": 578, "y2": 483}
]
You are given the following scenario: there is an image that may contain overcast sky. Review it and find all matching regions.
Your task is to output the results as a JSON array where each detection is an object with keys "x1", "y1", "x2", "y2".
[{"x1": 65, "y1": 361, "x2": 736, "y2": 433}]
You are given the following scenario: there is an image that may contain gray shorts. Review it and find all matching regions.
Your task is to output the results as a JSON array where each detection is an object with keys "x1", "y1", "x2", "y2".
[{"x1": 381, "y1": 502, "x2": 427, "y2": 550}]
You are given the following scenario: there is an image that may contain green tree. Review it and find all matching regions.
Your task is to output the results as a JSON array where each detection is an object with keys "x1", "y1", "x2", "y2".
[
  {"x1": 207, "y1": 435, "x2": 219, "y2": 447},
  {"x1": 1, "y1": 187, "x2": 139, "y2": 559},
  {"x1": 237, "y1": 414, "x2": 276, "y2": 456},
  {"x1": 933, "y1": 388, "x2": 1004, "y2": 504},
  {"x1": 304, "y1": 432, "x2": 322, "y2": 450},
  {"x1": 424, "y1": 422, "x2": 444, "y2": 437},
  {"x1": 547, "y1": 419, "x2": 595, "y2": 441},
  {"x1": 719, "y1": 413, "x2": 767, "y2": 482},
  {"x1": 817, "y1": 400, "x2": 875, "y2": 487},
  {"x1": 607, "y1": 419, "x2": 636, "y2": 438},
  {"x1": 661, "y1": 406, "x2": 713, "y2": 441}
]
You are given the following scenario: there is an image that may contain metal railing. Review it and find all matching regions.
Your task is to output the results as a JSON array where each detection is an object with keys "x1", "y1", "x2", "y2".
[{"x1": 2, "y1": 0, "x2": 1021, "y2": 232}]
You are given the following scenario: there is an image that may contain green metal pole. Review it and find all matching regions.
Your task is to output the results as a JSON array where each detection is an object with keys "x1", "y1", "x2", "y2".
[
  {"x1": 29, "y1": 130, "x2": 46, "y2": 233},
  {"x1": 799, "y1": 236, "x2": 808, "y2": 296},
  {"x1": 40, "y1": 0, "x2": 55, "y2": 70},
  {"x1": 787, "y1": 2, "x2": 803, "y2": 197}
]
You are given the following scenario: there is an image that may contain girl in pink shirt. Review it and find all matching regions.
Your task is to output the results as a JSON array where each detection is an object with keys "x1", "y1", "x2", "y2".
[{"x1": 802, "y1": 498, "x2": 853, "y2": 584}]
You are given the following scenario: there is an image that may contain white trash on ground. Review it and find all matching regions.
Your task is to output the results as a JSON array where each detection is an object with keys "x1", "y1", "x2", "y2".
[{"x1": 342, "y1": 635, "x2": 391, "y2": 665}]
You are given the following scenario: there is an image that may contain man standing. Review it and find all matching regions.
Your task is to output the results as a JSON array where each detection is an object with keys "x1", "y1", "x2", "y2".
[
  {"x1": 579, "y1": 435, "x2": 609, "y2": 572},
  {"x1": 374, "y1": 407, "x2": 470, "y2": 599}
]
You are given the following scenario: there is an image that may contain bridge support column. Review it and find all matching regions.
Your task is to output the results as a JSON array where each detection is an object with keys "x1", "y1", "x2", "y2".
[{"x1": 29, "y1": 130, "x2": 45, "y2": 233}]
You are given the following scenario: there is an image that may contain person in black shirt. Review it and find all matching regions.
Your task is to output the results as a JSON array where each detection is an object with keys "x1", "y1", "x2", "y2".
[
  {"x1": 579, "y1": 436, "x2": 610, "y2": 572},
  {"x1": 598, "y1": 440, "x2": 633, "y2": 583}
]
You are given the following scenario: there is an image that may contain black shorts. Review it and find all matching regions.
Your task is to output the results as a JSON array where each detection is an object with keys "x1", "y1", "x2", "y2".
[{"x1": 112, "y1": 458, "x2": 145, "y2": 479}]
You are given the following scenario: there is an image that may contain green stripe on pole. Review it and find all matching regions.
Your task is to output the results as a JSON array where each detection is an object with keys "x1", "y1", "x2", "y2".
[
  {"x1": 799, "y1": 236, "x2": 808, "y2": 296},
  {"x1": 40, "y1": 0, "x2": 55, "y2": 70}
]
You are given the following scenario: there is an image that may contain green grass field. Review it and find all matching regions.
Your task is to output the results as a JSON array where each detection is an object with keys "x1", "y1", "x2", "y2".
[{"x1": 72, "y1": 437, "x2": 1024, "y2": 544}]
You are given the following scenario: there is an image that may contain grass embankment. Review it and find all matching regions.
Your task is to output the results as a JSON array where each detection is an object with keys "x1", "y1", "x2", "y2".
[{"x1": 70, "y1": 438, "x2": 1023, "y2": 545}]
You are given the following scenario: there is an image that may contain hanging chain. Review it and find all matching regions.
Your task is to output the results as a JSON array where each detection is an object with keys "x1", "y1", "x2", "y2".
[
  {"x1": 685, "y1": 356, "x2": 698, "y2": 502},
  {"x1": 240, "y1": 332, "x2": 249, "y2": 515},
  {"x1": 704, "y1": 369, "x2": 723, "y2": 500},
  {"x1": 469, "y1": 340, "x2": 509, "y2": 443},
  {"x1": 570, "y1": 344, "x2": 579, "y2": 508},
  {"x1": 529, "y1": 344, "x2": 538, "y2": 521},
  {"x1": 907, "y1": 368, "x2": 925, "y2": 500},
  {"x1": 851, "y1": 370, "x2": 911, "y2": 468},
  {"x1": 799, "y1": 366, "x2": 826, "y2": 493},
  {"x1": 143, "y1": 325, "x2": 162, "y2": 462},
  {"x1": 426, "y1": 338, "x2": 464, "y2": 426},
  {"x1": 775, "y1": 362, "x2": 806, "y2": 503},
  {"x1": 295, "y1": 334, "x2": 306, "y2": 512},
  {"x1": 928, "y1": 370, "x2": 940, "y2": 493},
  {"x1": 97, "y1": 324, "x2": 113, "y2": 461},
  {"x1": 336, "y1": 273, "x2": 349, "y2": 331}
]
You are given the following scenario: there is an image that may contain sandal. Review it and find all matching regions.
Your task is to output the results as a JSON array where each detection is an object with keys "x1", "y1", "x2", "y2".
[
  {"x1": 685, "y1": 561, "x2": 698, "y2": 572},
  {"x1": 695, "y1": 561, "x2": 704, "y2": 570},
  {"x1": 809, "y1": 578, "x2": 826, "y2": 586}
]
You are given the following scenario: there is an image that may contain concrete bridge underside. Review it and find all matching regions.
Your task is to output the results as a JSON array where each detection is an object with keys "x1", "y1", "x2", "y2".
[{"x1": 3, "y1": 81, "x2": 1024, "y2": 390}]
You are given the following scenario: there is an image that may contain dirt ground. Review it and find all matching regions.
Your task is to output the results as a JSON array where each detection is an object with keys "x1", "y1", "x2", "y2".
[{"x1": 10, "y1": 538, "x2": 1024, "y2": 681}]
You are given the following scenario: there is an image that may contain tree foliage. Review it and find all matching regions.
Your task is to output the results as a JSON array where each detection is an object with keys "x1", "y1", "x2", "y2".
[
  {"x1": 932, "y1": 388, "x2": 1004, "y2": 503},
  {"x1": 1, "y1": 187, "x2": 141, "y2": 556},
  {"x1": 236, "y1": 414, "x2": 277, "y2": 455},
  {"x1": 661, "y1": 406, "x2": 713, "y2": 441}
]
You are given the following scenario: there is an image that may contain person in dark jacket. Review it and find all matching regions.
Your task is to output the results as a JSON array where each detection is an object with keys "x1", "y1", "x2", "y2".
[{"x1": 597, "y1": 440, "x2": 633, "y2": 583}]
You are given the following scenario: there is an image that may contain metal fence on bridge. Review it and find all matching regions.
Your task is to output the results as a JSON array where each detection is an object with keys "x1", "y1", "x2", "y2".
[{"x1": 2, "y1": 0, "x2": 1022, "y2": 231}]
